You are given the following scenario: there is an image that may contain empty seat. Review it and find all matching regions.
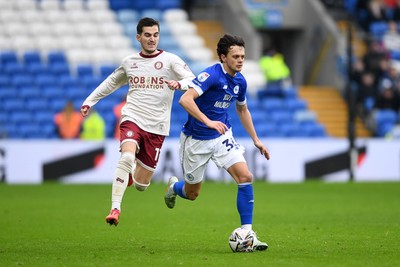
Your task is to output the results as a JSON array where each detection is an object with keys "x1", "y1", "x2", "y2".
[
  {"x1": 47, "y1": 51, "x2": 67, "y2": 65},
  {"x1": 141, "y1": 9, "x2": 163, "y2": 21},
  {"x1": 260, "y1": 98, "x2": 284, "y2": 111},
  {"x1": 284, "y1": 98, "x2": 307, "y2": 112},
  {"x1": 99, "y1": 64, "x2": 118, "y2": 78},
  {"x1": 117, "y1": 9, "x2": 139, "y2": 24},
  {"x1": 23, "y1": 51, "x2": 43, "y2": 66},
  {"x1": 26, "y1": 98, "x2": 48, "y2": 110},
  {"x1": 62, "y1": 0, "x2": 84, "y2": 10},
  {"x1": 86, "y1": 0, "x2": 110, "y2": 10},
  {"x1": 76, "y1": 64, "x2": 94, "y2": 77},
  {"x1": 19, "y1": 86, "x2": 41, "y2": 99},
  {"x1": 34, "y1": 111, "x2": 55, "y2": 124},
  {"x1": 11, "y1": 74, "x2": 34, "y2": 88},
  {"x1": 10, "y1": 110, "x2": 32, "y2": 124},
  {"x1": 4, "y1": 99, "x2": 26, "y2": 111},
  {"x1": 39, "y1": 0, "x2": 61, "y2": 10},
  {"x1": 163, "y1": 9, "x2": 188, "y2": 22},
  {"x1": 157, "y1": 0, "x2": 181, "y2": 11},
  {"x1": 35, "y1": 74, "x2": 57, "y2": 87},
  {"x1": 0, "y1": 51, "x2": 18, "y2": 65},
  {"x1": 41, "y1": 85, "x2": 64, "y2": 99}
]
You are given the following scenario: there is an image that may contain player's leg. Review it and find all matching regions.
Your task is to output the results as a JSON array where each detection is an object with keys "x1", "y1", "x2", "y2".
[
  {"x1": 107, "y1": 141, "x2": 137, "y2": 226},
  {"x1": 227, "y1": 162, "x2": 268, "y2": 251},
  {"x1": 165, "y1": 134, "x2": 209, "y2": 208},
  {"x1": 131, "y1": 129, "x2": 165, "y2": 191},
  {"x1": 106, "y1": 121, "x2": 141, "y2": 226}
]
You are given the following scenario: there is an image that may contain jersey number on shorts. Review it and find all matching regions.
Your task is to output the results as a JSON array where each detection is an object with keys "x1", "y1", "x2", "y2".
[
  {"x1": 155, "y1": 147, "x2": 161, "y2": 161},
  {"x1": 222, "y1": 138, "x2": 238, "y2": 152}
]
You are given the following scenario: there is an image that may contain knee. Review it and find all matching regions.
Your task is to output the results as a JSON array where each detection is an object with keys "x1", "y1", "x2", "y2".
[
  {"x1": 186, "y1": 190, "x2": 199, "y2": 201},
  {"x1": 134, "y1": 182, "x2": 149, "y2": 191},
  {"x1": 119, "y1": 152, "x2": 135, "y2": 172},
  {"x1": 238, "y1": 172, "x2": 253, "y2": 184}
]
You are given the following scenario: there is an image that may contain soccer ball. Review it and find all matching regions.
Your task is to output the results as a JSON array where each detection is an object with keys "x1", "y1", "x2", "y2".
[{"x1": 228, "y1": 227, "x2": 256, "y2": 252}]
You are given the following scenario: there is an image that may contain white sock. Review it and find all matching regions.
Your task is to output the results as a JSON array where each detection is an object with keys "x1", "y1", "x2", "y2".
[
  {"x1": 241, "y1": 224, "x2": 252, "y2": 230},
  {"x1": 111, "y1": 167, "x2": 129, "y2": 211}
]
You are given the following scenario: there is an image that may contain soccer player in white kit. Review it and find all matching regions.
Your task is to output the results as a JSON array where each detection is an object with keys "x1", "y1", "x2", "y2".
[
  {"x1": 164, "y1": 34, "x2": 270, "y2": 251},
  {"x1": 80, "y1": 17, "x2": 195, "y2": 226}
]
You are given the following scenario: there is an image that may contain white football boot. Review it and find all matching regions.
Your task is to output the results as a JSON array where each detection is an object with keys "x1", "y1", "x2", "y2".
[
  {"x1": 252, "y1": 233, "x2": 269, "y2": 251},
  {"x1": 164, "y1": 176, "x2": 179, "y2": 209}
]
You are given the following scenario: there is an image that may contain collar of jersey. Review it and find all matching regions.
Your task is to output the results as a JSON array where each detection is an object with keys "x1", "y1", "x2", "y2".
[{"x1": 139, "y1": 50, "x2": 164, "y2": 58}]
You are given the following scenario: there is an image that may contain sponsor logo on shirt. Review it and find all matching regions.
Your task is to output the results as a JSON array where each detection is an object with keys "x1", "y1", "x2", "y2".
[
  {"x1": 234, "y1": 85, "x2": 239, "y2": 94},
  {"x1": 129, "y1": 76, "x2": 165, "y2": 89},
  {"x1": 197, "y1": 72, "x2": 210, "y2": 82},
  {"x1": 154, "y1": 61, "x2": 163, "y2": 70}
]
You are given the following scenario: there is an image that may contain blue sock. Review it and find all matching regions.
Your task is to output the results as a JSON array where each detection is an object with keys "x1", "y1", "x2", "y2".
[
  {"x1": 237, "y1": 183, "x2": 254, "y2": 225},
  {"x1": 173, "y1": 180, "x2": 187, "y2": 199}
]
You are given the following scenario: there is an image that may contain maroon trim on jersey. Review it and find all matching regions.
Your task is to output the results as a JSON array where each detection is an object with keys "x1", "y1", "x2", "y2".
[{"x1": 139, "y1": 50, "x2": 164, "y2": 58}]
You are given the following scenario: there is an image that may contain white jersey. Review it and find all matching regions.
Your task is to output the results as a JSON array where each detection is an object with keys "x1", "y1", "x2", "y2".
[{"x1": 82, "y1": 50, "x2": 195, "y2": 136}]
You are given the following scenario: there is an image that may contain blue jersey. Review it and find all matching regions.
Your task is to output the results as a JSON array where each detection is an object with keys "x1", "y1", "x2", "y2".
[{"x1": 182, "y1": 63, "x2": 247, "y2": 140}]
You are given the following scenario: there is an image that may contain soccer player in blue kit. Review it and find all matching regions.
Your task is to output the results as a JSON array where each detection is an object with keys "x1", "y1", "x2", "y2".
[{"x1": 164, "y1": 34, "x2": 270, "y2": 251}]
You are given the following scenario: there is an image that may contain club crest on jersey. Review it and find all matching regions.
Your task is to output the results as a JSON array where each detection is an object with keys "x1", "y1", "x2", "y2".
[
  {"x1": 234, "y1": 85, "x2": 239, "y2": 94},
  {"x1": 154, "y1": 61, "x2": 163, "y2": 70},
  {"x1": 197, "y1": 72, "x2": 210, "y2": 82},
  {"x1": 126, "y1": 131, "x2": 134, "y2": 138},
  {"x1": 186, "y1": 173, "x2": 195, "y2": 181}
]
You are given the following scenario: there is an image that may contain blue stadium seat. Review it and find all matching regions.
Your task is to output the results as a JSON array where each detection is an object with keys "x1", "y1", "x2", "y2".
[
  {"x1": 369, "y1": 22, "x2": 388, "y2": 39},
  {"x1": 284, "y1": 98, "x2": 307, "y2": 112},
  {"x1": 0, "y1": 51, "x2": 18, "y2": 65},
  {"x1": 26, "y1": 98, "x2": 48, "y2": 111},
  {"x1": 0, "y1": 87, "x2": 18, "y2": 99},
  {"x1": 18, "y1": 86, "x2": 41, "y2": 99},
  {"x1": 4, "y1": 63, "x2": 26, "y2": 75},
  {"x1": 141, "y1": 9, "x2": 163, "y2": 21},
  {"x1": 260, "y1": 98, "x2": 284, "y2": 111},
  {"x1": 51, "y1": 63, "x2": 70, "y2": 77},
  {"x1": 35, "y1": 74, "x2": 58, "y2": 87},
  {"x1": 19, "y1": 124, "x2": 43, "y2": 139},
  {"x1": 109, "y1": 0, "x2": 135, "y2": 11},
  {"x1": 42, "y1": 85, "x2": 64, "y2": 99},
  {"x1": 10, "y1": 111, "x2": 33, "y2": 124},
  {"x1": 0, "y1": 74, "x2": 10, "y2": 87},
  {"x1": 99, "y1": 64, "x2": 118, "y2": 78},
  {"x1": 23, "y1": 51, "x2": 42, "y2": 66},
  {"x1": 41, "y1": 123, "x2": 57, "y2": 139},
  {"x1": 50, "y1": 99, "x2": 68, "y2": 112},
  {"x1": 157, "y1": 0, "x2": 181, "y2": 10},
  {"x1": 270, "y1": 110, "x2": 293, "y2": 123},
  {"x1": 34, "y1": 111, "x2": 55, "y2": 124},
  {"x1": 27, "y1": 63, "x2": 49, "y2": 76},
  {"x1": 117, "y1": 9, "x2": 139, "y2": 24},
  {"x1": 76, "y1": 64, "x2": 94, "y2": 78},
  {"x1": 47, "y1": 51, "x2": 67, "y2": 65},
  {"x1": 133, "y1": 0, "x2": 157, "y2": 11},
  {"x1": 11, "y1": 74, "x2": 34, "y2": 88},
  {"x1": 59, "y1": 76, "x2": 81, "y2": 89}
]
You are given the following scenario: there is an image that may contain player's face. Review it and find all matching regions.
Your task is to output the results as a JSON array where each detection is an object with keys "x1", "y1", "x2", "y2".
[
  {"x1": 137, "y1": 25, "x2": 159, "y2": 55},
  {"x1": 222, "y1": 45, "x2": 245, "y2": 76}
]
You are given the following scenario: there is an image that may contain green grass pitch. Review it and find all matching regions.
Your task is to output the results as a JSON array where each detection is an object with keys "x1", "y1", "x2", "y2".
[{"x1": 0, "y1": 181, "x2": 399, "y2": 267}]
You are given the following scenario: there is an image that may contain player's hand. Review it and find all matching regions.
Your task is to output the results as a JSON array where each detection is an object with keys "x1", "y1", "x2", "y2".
[
  {"x1": 254, "y1": 140, "x2": 270, "y2": 160},
  {"x1": 207, "y1": 121, "x2": 229, "y2": 135},
  {"x1": 165, "y1": 80, "x2": 181, "y2": 90},
  {"x1": 80, "y1": 105, "x2": 90, "y2": 117}
]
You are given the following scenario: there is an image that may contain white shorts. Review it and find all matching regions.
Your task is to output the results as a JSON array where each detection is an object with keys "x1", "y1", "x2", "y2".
[{"x1": 179, "y1": 129, "x2": 246, "y2": 184}]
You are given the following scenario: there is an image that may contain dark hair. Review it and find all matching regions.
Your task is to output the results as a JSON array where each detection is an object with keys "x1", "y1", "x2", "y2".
[
  {"x1": 137, "y1": 17, "x2": 160, "y2": 35},
  {"x1": 216, "y1": 34, "x2": 245, "y2": 62}
]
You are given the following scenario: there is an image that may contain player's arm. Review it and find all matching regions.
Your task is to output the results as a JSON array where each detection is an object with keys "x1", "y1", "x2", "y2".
[
  {"x1": 81, "y1": 66, "x2": 128, "y2": 117},
  {"x1": 179, "y1": 88, "x2": 228, "y2": 134},
  {"x1": 236, "y1": 103, "x2": 270, "y2": 159}
]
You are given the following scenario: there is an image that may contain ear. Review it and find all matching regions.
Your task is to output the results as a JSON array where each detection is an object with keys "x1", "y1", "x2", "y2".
[
  {"x1": 220, "y1": 54, "x2": 227, "y2": 62},
  {"x1": 136, "y1": 34, "x2": 140, "y2": 42}
]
